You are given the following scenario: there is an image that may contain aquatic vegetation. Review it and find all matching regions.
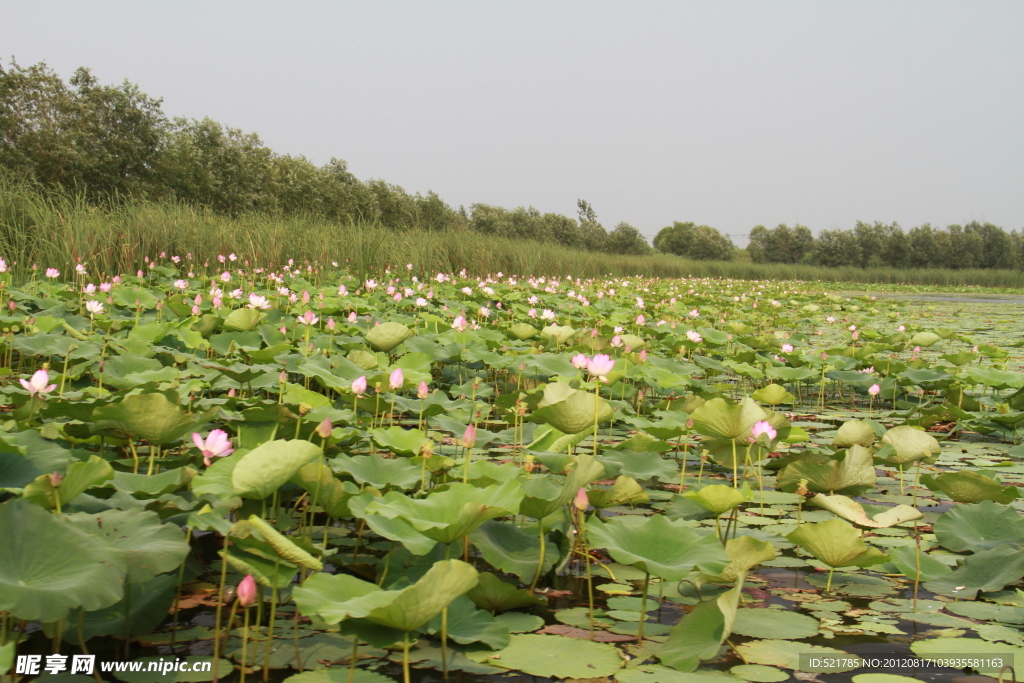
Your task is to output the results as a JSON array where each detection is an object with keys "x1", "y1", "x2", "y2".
[{"x1": 1, "y1": 259, "x2": 1023, "y2": 682}]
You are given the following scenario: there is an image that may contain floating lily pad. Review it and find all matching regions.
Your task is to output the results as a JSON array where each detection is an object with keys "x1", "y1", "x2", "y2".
[{"x1": 467, "y1": 633, "x2": 622, "y2": 678}]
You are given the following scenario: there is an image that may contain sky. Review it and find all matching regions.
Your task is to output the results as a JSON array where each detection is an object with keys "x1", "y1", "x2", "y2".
[{"x1": 4, "y1": 2, "x2": 1023, "y2": 245}]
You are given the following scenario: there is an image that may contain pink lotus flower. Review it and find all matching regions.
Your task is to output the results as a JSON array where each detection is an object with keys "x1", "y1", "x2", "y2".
[
  {"x1": 417, "y1": 381, "x2": 430, "y2": 399},
  {"x1": 781, "y1": 343, "x2": 794, "y2": 353},
  {"x1": 636, "y1": 314, "x2": 645, "y2": 326},
  {"x1": 461, "y1": 424, "x2": 477, "y2": 449},
  {"x1": 20, "y1": 369, "x2": 56, "y2": 397},
  {"x1": 750, "y1": 420, "x2": 777, "y2": 443},
  {"x1": 192, "y1": 429, "x2": 234, "y2": 467},
  {"x1": 347, "y1": 311, "x2": 358, "y2": 323},
  {"x1": 316, "y1": 418, "x2": 332, "y2": 439},
  {"x1": 45, "y1": 268, "x2": 60, "y2": 279},
  {"x1": 297, "y1": 310, "x2": 318, "y2": 326},
  {"x1": 686, "y1": 330, "x2": 702, "y2": 344},
  {"x1": 389, "y1": 368, "x2": 404, "y2": 390},
  {"x1": 638, "y1": 349, "x2": 647, "y2": 362},
  {"x1": 86, "y1": 300, "x2": 104, "y2": 315},
  {"x1": 573, "y1": 487, "x2": 589, "y2": 511},
  {"x1": 571, "y1": 353, "x2": 589, "y2": 369},
  {"x1": 238, "y1": 575, "x2": 257, "y2": 607},
  {"x1": 352, "y1": 375, "x2": 368, "y2": 396},
  {"x1": 587, "y1": 354, "x2": 615, "y2": 379},
  {"x1": 868, "y1": 384, "x2": 881, "y2": 396},
  {"x1": 610, "y1": 335, "x2": 623, "y2": 348},
  {"x1": 452, "y1": 315, "x2": 468, "y2": 332}
]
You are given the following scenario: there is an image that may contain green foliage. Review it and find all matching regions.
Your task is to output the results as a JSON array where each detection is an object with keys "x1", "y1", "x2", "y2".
[{"x1": 654, "y1": 221, "x2": 735, "y2": 261}]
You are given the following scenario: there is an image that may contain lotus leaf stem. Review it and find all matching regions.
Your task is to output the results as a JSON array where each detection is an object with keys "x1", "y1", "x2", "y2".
[{"x1": 240, "y1": 606, "x2": 251, "y2": 683}]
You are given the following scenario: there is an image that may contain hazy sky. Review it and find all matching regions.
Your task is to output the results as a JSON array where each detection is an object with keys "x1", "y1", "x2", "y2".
[{"x1": 5, "y1": 2, "x2": 1023, "y2": 244}]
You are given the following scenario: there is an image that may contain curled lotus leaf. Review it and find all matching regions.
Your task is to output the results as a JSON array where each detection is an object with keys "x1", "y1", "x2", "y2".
[
  {"x1": 531, "y1": 386, "x2": 614, "y2": 435},
  {"x1": 586, "y1": 514, "x2": 729, "y2": 581},
  {"x1": 833, "y1": 420, "x2": 877, "y2": 448},
  {"x1": 786, "y1": 518, "x2": 888, "y2": 568},
  {"x1": 809, "y1": 493, "x2": 922, "y2": 528},
  {"x1": 879, "y1": 426, "x2": 941, "y2": 465},
  {"x1": 365, "y1": 322, "x2": 413, "y2": 352},
  {"x1": 920, "y1": 470, "x2": 1019, "y2": 504}
]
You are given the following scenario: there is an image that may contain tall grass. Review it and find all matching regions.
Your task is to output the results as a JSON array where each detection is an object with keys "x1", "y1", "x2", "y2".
[{"x1": 2, "y1": 178, "x2": 1023, "y2": 288}]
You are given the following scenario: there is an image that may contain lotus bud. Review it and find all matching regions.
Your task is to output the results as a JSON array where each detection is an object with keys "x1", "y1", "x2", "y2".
[
  {"x1": 821, "y1": 351, "x2": 828, "y2": 360},
  {"x1": 316, "y1": 418, "x2": 332, "y2": 439},
  {"x1": 461, "y1": 424, "x2": 477, "y2": 449},
  {"x1": 573, "y1": 487, "x2": 589, "y2": 511},
  {"x1": 49, "y1": 471, "x2": 62, "y2": 488},
  {"x1": 228, "y1": 388, "x2": 236, "y2": 398},
  {"x1": 279, "y1": 371, "x2": 288, "y2": 383},
  {"x1": 639, "y1": 349, "x2": 647, "y2": 362},
  {"x1": 417, "y1": 380, "x2": 429, "y2": 399},
  {"x1": 348, "y1": 311, "x2": 358, "y2": 323},
  {"x1": 352, "y1": 375, "x2": 367, "y2": 396},
  {"x1": 868, "y1": 384, "x2": 881, "y2": 396},
  {"x1": 389, "y1": 368, "x2": 404, "y2": 391},
  {"x1": 238, "y1": 574, "x2": 258, "y2": 607},
  {"x1": 327, "y1": 317, "x2": 336, "y2": 331}
]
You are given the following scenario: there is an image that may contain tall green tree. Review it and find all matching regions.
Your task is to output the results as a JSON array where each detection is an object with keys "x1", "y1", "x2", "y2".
[{"x1": 654, "y1": 222, "x2": 733, "y2": 261}]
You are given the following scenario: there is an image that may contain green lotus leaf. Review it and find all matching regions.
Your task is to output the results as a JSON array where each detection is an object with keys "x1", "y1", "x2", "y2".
[
  {"x1": 587, "y1": 514, "x2": 729, "y2": 581},
  {"x1": 331, "y1": 453, "x2": 421, "y2": 490},
  {"x1": 365, "y1": 321, "x2": 413, "y2": 352},
  {"x1": 597, "y1": 450, "x2": 678, "y2": 481},
  {"x1": 658, "y1": 574, "x2": 744, "y2": 672},
  {"x1": 538, "y1": 324, "x2": 576, "y2": 345},
  {"x1": 518, "y1": 453, "x2": 604, "y2": 519},
  {"x1": 879, "y1": 426, "x2": 941, "y2": 465},
  {"x1": 730, "y1": 665, "x2": 790, "y2": 682},
  {"x1": 469, "y1": 633, "x2": 622, "y2": 678},
  {"x1": 966, "y1": 366, "x2": 1024, "y2": 389},
  {"x1": 293, "y1": 573, "x2": 400, "y2": 625},
  {"x1": 778, "y1": 445, "x2": 876, "y2": 495},
  {"x1": 290, "y1": 462, "x2": 358, "y2": 517},
  {"x1": 66, "y1": 509, "x2": 190, "y2": 583},
  {"x1": 425, "y1": 594, "x2": 510, "y2": 649},
  {"x1": 809, "y1": 494, "x2": 922, "y2": 528},
  {"x1": 945, "y1": 601, "x2": 1024, "y2": 624},
  {"x1": 62, "y1": 572, "x2": 178, "y2": 642},
  {"x1": 886, "y1": 545, "x2": 952, "y2": 583},
  {"x1": 364, "y1": 480, "x2": 523, "y2": 545},
  {"x1": 909, "y1": 331, "x2": 942, "y2": 348},
  {"x1": 933, "y1": 500, "x2": 1024, "y2": 552},
  {"x1": 731, "y1": 608, "x2": 820, "y2": 640},
  {"x1": 223, "y1": 307, "x2": 265, "y2": 332},
  {"x1": 22, "y1": 454, "x2": 114, "y2": 509},
  {"x1": 684, "y1": 483, "x2": 752, "y2": 515},
  {"x1": 468, "y1": 520, "x2": 557, "y2": 582},
  {"x1": 309, "y1": 559, "x2": 478, "y2": 633},
  {"x1": 786, "y1": 519, "x2": 888, "y2": 568},
  {"x1": 232, "y1": 439, "x2": 322, "y2": 500},
  {"x1": 368, "y1": 426, "x2": 431, "y2": 456},
  {"x1": 920, "y1": 470, "x2": 1019, "y2": 504},
  {"x1": 0, "y1": 499, "x2": 126, "y2": 621},
  {"x1": 466, "y1": 572, "x2": 545, "y2": 612},
  {"x1": 111, "y1": 467, "x2": 194, "y2": 497},
  {"x1": 348, "y1": 492, "x2": 437, "y2": 555},
  {"x1": 700, "y1": 535, "x2": 776, "y2": 584},
  {"x1": 751, "y1": 384, "x2": 794, "y2": 406},
  {"x1": 833, "y1": 420, "x2": 876, "y2": 448},
  {"x1": 509, "y1": 323, "x2": 538, "y2": 340},
  {"x1": 531, "y1": 386, "x2": 614, "y2": 434},
  {"x1": 691, "y1": 397, "x2": 767, "y2": 442},
  {"x1": 587, "y1": 475, "x2": 648, "y2": 508},
  {"x1": 736, "y1": 640, "x2": 861, "y2": 673},
  {"x1": 92, "y1": 392, "x2": 202, "y2": 444}
]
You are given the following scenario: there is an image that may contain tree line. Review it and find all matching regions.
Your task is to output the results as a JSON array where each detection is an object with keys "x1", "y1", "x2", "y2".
[
  {"x1": 652, "y1": 220, "x2": 1024, "y2": 270},
  {"x1": 4, "y1": 59, "x2": 1021, "y2": 270},
  {"x1": 0, "y1": 60, "x2": 652, "y2": 255}
]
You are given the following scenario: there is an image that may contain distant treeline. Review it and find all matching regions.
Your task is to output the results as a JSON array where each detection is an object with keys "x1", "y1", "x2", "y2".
[
  {"x1": 2, "y1": 59, "x2": 1022, "y2": 271},
  {"x1": 0, "y1": 60, "x2": 650, "y2": 255}
]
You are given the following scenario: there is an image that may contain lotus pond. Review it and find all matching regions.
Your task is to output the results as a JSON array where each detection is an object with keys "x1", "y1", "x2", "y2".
[{"x1": 2, "y1": 263, "x2": 1024, "y2": 683}]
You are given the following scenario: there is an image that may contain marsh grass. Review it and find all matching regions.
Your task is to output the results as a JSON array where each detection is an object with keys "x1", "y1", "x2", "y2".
[{"x1": 2, "y1": 178, "x2": 1023, "y2": 287}]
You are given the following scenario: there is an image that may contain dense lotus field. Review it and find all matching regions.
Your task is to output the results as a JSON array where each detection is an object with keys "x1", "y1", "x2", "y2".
[{"x1": 3, "y1": 259, "x2": 1024, "y2": 683}]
